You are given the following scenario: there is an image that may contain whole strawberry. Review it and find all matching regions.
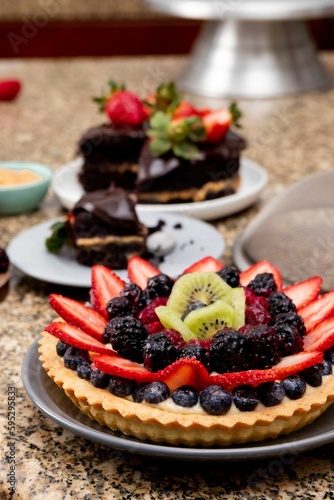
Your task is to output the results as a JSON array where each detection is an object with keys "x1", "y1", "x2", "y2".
[
  {"x1": 0, "y1": 79, "x2": 21, "y2": 101},
  {"x1": 106, "y1": 90, "x2": 146, "y2": 127}
]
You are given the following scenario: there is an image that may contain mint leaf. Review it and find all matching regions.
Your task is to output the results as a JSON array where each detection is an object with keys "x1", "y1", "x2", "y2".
[
  {"x1": 150, "y1": 138, "x2": 172, "y2": 157},
  {"x1": 229, "y1": 102, "x2": 242, "y2": 128},
  {"x1": 173, "y1": 141, "x2": 203, "y2": 161},
  {"x1": 150, "y1": 111, "x2": 170, "y2": 131},
  {"x1": 45, "y1": 220, "x2": 72, "y2": 253}
]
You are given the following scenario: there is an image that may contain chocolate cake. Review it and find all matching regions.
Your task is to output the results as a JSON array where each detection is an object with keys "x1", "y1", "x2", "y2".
[{"x1": 136, "y1": 130, "x2": 246, "y2": 204}]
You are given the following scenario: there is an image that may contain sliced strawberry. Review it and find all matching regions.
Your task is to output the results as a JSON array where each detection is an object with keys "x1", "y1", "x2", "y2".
[
  {"x1": 299, "y1": 291, "x2": 334, "y2": 333},
  {"x1": 138, "y1": 297, "x2": 168, "y2": 323},
  {"x1": 90, "y1": 265, "x2": 125, "y2": 319},
  {"x1": 239, "y1": 260, "x2": 283, "y2": 291},
  {"x1": 303, "y1": 317, "x2": 334, "y2": 352},
  {"x1": 49, "y1": 294, "x2": 107, "y2": 341},
  {"x1": 211, "y1": 351, "x2": 323, "y2": 390},
  {"x1": 0, "y1": 79, "x2": 21, "y2": 101},
  {"x1": 147, "y1": 321, "x2": 164, "y2": 334},
  {"x1": 45, "y1": 322, "x2": 115, "y2": 355},
  {"x1": 127, "y1": 256, "x2": 161, "y2": 290},
  {"x1": 283, "y1": 276, "x2": 322, "y2": 310},
  {"x1": 173, "y1": 101, "x2": 200, "y2": 119},
  {"x1": 157, "y1": 358, "x2": 211, "y2": 392},
  {"x1": 182, "y1": 256, "x2": 224, "y2": 274},
  {"x1": 94, "y1": 354, "x2": 154, "y2": 383},
  {"x1": 202, "y1": 108, "x2": 232, "y2": 142}
]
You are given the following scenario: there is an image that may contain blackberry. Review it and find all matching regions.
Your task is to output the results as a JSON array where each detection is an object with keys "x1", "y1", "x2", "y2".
[
  {"x1": 258, "y1": 382, "x2": 285, "y2": 407},
  {"x1": 103, "y1": 316, "x2": 148, "y2": 363},
  {"x1": 299, "y1": 364, "x2": 323, "y2": 387},
  {"x1": 209, "y1": 329, "x2": 250, "y2": 373},
  {"x1": 178, "y1": 344, "x2": 210, "y2": 372},
  {"x1": 143, "y1": 332, "x2": 177, "y2": 372},
  {"x1": 272, "y1": 323, "x2": 303, "y2": 357},
  {"x1": 56, "y1": 340, "x2": 70, "y2": 357},
  {"x1": 322, "y1": 359, "x2": 333, "y2": 376},
  {"x1": 233, "y1": 385, "x2": 259, "y2": 412},
  {"x1": 143, "y1": 381, "x2": 170, "y2": 404},
  {"x1": 108, "y1": 376, "x2": 136, "y2": 397},
  {"x1": 172, "y1": 386, "x2": 199, "y2": 408},
  {"x1": 120, "y1": 282, "x2": 143, "y2": 313},
  {"x1": 63, "y1": 346, "x2": 89, "y2": 370},
  {"x1": 77, "y1": 361, "x2": 92, "y2": 380},
  {"x1": 146, "y1": 273, "x2": 174, "y2": 299},
  {"x1": 282, "y1": 376, "x2": 306, "y2": 400},
  {"x1": 247, "y1": 273, "x2": 277, "y2": 298},
  {"x1": 106, "y1": 296, "x2": 134, "y2": 319},
  {"x1": 246, "y1": 325, "x2": 281, "y2": 369},
  {"x1": 0, "y1": 247, "x2": 9, "y2": 274},
  {"x1": 133, "y1": 383, "x2": 150, "y2": 403},
  {"x1": 272, "y1": 311, "x2": 306, "y2": 337},
  {"x1": 325, "y1": 346, "x2": 334, "y2": 364},
  {"x1": 268, "y1": 292, "x2": 296, "y2": 317},
  {"x1": 90, "y1": 369, "x2": 110, "y2": 389},
  {"x1": 217, "y1": 266, "x2": 240, "y2": 288},
  {"x1": 199, "y1": 385, "x2": 232, "y2": 415}
]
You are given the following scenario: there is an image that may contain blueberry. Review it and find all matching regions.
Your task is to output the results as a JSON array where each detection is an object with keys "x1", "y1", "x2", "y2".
[
  {"x1": 181, "y1": 301, "x2": 206, "y2": 320},
  {"x1": 90, "y1": 369, "x2": 110, "y2": 389},
  {"x1": 233, "y1": 385, "x2": 259, "y2": 412},
  {"x1": 63, "y1": 346, "x2": 88, "y2": 370},
  {"x1": 108, "y1": 376, "x2": 136, "y2": 397},
  {"x1": 282, "y1": 375, "x2": 306, "y2": 400},
  {"x1": 321, "y1": 359, "x2": 333, "y2": 376},
  {"x1": 143, "y1": 382, "x2": 170, "y2": 404},
  {"x1": 258, "y1": 382, "x2": 285, "y2": 407},
  {"x1": 199, "y1": 385, "x2": 232, "y2": 415},
  {"x1": 132, "y1": 383, "x2": 150, "y2": 403},
  {"x1": 299, "y1": 364, "x2": 323, "y2": 387},
  {"x1": 56, "y1": 340, "x2": 70, "y2": 357},
  {"x1": 172, "y1": 386, "x2": 199, "y2": 408},
  {"x1": 77, "y1": 361, "x2": 92, "y2": 380}
]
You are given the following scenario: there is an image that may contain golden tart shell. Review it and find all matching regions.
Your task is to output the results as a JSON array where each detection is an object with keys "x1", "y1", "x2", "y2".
[{"x1": 38, "y1": 331, "x2": 334, "y2": 447}]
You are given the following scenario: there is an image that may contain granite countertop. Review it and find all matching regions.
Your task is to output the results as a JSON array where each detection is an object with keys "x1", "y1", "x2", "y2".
[{"x1": 1, "y1": 55, "x2": 334, "y2": 499}]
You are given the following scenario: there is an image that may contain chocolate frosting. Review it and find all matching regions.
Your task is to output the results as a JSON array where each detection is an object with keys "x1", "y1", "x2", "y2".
[{"x1": 72, "y1": 185, "x2": 141, "y2": 231}]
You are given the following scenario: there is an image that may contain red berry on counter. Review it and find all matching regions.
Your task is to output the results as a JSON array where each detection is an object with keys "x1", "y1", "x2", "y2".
[{"x1": 0, "y1": 79, "x2": 21, "y2": 101}]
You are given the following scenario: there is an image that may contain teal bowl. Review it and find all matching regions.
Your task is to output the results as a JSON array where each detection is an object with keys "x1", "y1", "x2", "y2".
[{"x1": 0, "y1": 161, "x2": 52, "y2": 215}]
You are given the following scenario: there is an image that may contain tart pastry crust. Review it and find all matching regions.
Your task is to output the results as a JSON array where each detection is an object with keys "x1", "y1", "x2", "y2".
[{"x1": 38, "y1": 332, "x2": 334, "y2": 446}]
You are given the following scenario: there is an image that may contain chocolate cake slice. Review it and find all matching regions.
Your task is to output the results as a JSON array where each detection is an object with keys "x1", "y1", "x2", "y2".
[
  {"x1": 70, "y1": 186, "x2": 148, "y2": 269},
  {"x1": 77, "y1": 124, "x2": 146, "y2": 192},
  {"x1": 136, "y1": 130, "x2": 246, "y2": 204}
]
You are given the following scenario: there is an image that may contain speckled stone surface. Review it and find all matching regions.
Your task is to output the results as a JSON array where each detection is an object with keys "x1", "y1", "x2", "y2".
[{"x1": 1, "y1": 54, "x2": 334, "y2": 499}]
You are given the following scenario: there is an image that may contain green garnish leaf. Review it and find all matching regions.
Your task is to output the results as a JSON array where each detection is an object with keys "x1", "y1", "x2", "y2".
[
  {"x1": 149, "y1": 138, "x2": 173, "y2": 157},
  {"x1": 229, "y1": 102, "x2": 242, "y2": 128},
  {"x1": 45, "y1": 220, "x2": 72, "y2": 253},
  {"x1": 93, "y1": 80, "x2": 125, "y2": 112},
  {"x1": 149, "y1": 111, "x2": 171, "y2": 131},
  {"x1": 173, "y1": 141, "x2": 203, "y2": 161}
]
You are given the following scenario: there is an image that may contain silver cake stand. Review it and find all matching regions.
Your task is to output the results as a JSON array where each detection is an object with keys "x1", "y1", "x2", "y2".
[{"x1": 145, "y1": 0, "x2": 334, "y2": 98}]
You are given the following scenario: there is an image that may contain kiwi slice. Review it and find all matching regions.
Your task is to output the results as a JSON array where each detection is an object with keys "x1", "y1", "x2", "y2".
[
  {"x1": 227, "y1": 287, "x2": 246, "y2": 330},
  {"x1": 167, "y1": 272, "x2": 232, "y2": 317},
  {"x1": 183, "y1": 300, "x2": 235, "y2": 340},
  {"x1": 155, "y1": 306, "x2": 196, "y2": 342}
]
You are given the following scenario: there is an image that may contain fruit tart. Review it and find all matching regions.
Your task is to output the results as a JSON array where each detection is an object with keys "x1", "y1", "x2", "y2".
[{"x1": 38, "y1": 256, "x2": 334, "y2": 446}]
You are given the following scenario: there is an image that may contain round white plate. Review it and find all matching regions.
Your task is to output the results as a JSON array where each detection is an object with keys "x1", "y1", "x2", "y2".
[
  {"x1": 52, "y1": 158, "x2": 268, "y2": 221},
  {"x1": 7, "y1": 213, "x2": 225, "y2": 287},
  {"x1": 23, "y1": 339, "x2": 334, "y2": 462}
]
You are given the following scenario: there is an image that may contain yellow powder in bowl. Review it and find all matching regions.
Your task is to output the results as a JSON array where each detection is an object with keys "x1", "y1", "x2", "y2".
[{"x1": 0, "y1": 168, "x2": 43, "y2": 187}]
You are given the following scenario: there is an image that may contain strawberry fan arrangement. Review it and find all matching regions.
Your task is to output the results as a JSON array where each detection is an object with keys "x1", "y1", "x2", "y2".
[{"x1": 39, "y1": 255, "x2": 334, "y2": 446}]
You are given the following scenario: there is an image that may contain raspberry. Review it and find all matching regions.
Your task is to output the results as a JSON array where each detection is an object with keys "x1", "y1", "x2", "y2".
[
  {"x1": 143, "y1": 332, "x2": 177, "y2": 372},
  {"x1": 146, "y1": 274, "x2": 174, "y2": 299},
  {"x1": 247, "y1": 273, "x2": 277, "y2": 298},
  {"x1": 104, "y1": 316, "x2": 148, "y2": 362},
  {"x1": 209, "y1": 329, "x2": 250, "y2": 373},
  {"x1": 106, "y1": 296, "x2": 134, "y2": 319},
  {"x1": 163, "y1": 329, "x2": 186, "y2": 348},
  {"x1": 244, "y1": 288, "x2": 271, "y2": 325},
  {"x1": 246, "y1": 325, "x2": 281, "y2": 369},
  {"x1": 268, "y1": 292, "x2": 296, "y2": 317},
  {"x1": 137, "y1": 297, "x2": 168, "y2": 324},
  {"x1": 217, "y1": 266, "x2": 240, "y2": 288},
  {"x1": 272, "y1": 323, "x2": 303, "y2": 356}
]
